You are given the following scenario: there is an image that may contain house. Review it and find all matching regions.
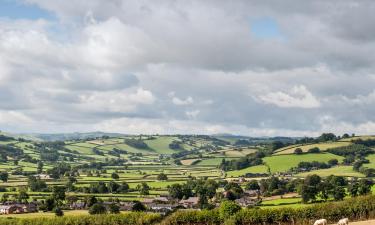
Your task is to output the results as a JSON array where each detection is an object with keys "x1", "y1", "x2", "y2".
[
  {"x1": 120, "y1": 202, "x2": 135, "y2": 211},
  {"x1": 20, "y1": 203, "x2": 38, "y2": 213},
  {"x1": 235, "y1": 197, "x2": 256, "y2": 207},
  {"x1": 178, "y1": 197, "x2": 199, "y2": 208},
  {"x1": 70, "y1": 202, "x2": 86, "y2": 210},
  {"x1": 34, "y1": 174, "x2": 51, "y2": 179},
  {"x1": 244, "y1": 190, "x2": 259, "y2": 197},
  {"x1": 149, "y1": 204, "x2": 177, "y2": 212},
  {"x1": 0, "y1": 205, "x2": 24, "y2": 214},
  {"x1": 142, "y1": 197, "x2": 170, "y2": 206}
]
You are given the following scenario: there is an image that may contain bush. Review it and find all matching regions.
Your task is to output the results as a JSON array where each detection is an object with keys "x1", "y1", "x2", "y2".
[
  {"x1": 219, "y1": 201, "x2": 242, "y2": 219},
  {"x1": 54, "y1": 207, "x2": 64, "y2": 217},
  {"x1": 294, "y1": 148, "x2": 303, "y2": 154},
  {"x1": 89, "y1": 203, "x2": 107, "y2": 215}
]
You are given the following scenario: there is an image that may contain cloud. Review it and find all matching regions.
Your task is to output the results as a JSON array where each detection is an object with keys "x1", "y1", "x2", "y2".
[
  {"x1": 78, "y1": 88, "x2": 155, "y2": 113},
  {"x1": 1, "y1": 1, "x2": 375, "y2": 136},
  {"x1": 185, "y1": 110, "x2": 200, "y2": 119},
  {"x1": 256, "y1": 85, "x2": 321, "y2": 108},
  {"x1": 172, "y1": 96, "x2": 194, "y2": 106}
]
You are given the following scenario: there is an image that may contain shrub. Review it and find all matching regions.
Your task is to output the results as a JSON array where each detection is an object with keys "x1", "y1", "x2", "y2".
[
  {"x1": 294, "y1": 148, "x2": 303, "y2": 154},
  {"x1": 89, "y1": 203, "x2": 107, "y2": 215},
  {"x1": 219, "y1": 201, "x2": 241, "y2": 219}
]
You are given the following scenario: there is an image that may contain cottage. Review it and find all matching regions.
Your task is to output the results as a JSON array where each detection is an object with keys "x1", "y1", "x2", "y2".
[
  {"x1": 0, "y1": 205, "x2": 24, "y2": 214},
  {"x1": 34, "y1": 174, "x2": 51, "y2": 180},
  {"x1": 20, "y1": 203, "x2": 38, "y2": 213},
  {"x1": 120, "y1": 202, "x2": 135, "y2": 211},
  {"x1": 235, "y1": 197, "x2": 256, "y2": 207},
  {"x1": 70, "y1": 202, "x2": 86, "y2": 210},
  {"x1": 179, "y1": 197, "x2": 199, "y2": 208},
  {"x1": 149, "y1": 204, "x2": 177, "y2": 212}
]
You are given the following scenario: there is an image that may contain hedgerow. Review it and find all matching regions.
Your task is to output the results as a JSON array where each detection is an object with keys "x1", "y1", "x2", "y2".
[
  {"x1": 162, "y1": 195, "x2": 375, "y2": 225},
  {"x1": 0, "y1": 212, "x2": 162, "y2": 225}
]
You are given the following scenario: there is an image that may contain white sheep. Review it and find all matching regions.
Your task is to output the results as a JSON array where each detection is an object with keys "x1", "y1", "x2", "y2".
[
  {"x1": 313, "y1": 219, "x2": 327, "y2": 225},
  {"x1": 337, "y1": 218, "x2": 349, "y2": 225}
]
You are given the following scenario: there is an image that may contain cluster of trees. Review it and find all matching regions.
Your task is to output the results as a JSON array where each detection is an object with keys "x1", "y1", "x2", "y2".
[
  {"x1": 292, "y1": 160, "x2": 338, "y2": 172},
  {"x1": 168, "y1": 179, "x2": 220, "y2": 208},
  {"x1": 108, "y1": 148, "x2": 128, "y2": 157},
  {"x1": 92, "y1": 148, "x2": 105, "y2": 156},
  {"x1": 295, "y1": 133, "x2": 354, "y2": 145},
  {"x1": 124, "y1": 139, "x2": 149, "y2": 149},
  {"x1": 294, "y1": 147, "x2": 321, "y2": 155},
  {"x1": 169, "y1": 141, "x2": 183, "y2": 150},
  {"x1": 81, "y1": 181, "x2": 130, "y2": 194},
  {"x1": 300, "y1": 175, "x2": 372, "y2": 203},
  {"x1": 219, "y1": 152, "x2": 265, "y2": 171},
  {"x1": 0, "y1": 145, "x2": 24, "y2": 162}
]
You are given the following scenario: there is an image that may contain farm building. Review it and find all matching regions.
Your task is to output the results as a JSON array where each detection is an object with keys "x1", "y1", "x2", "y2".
[
  {"x1": 0, "y1": 205, "x2": 23, "y2": 214},
  {"x1": 179, "y1": 197, "x2": 199, "y2": 208}
]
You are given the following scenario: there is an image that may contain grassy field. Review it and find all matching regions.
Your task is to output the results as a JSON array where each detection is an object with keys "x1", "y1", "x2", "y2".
[
  {"x1": 274, "y1": 142, "x2": 351, "y2": 155},
  {"x1": 226, "y1": 165, "x2": 269, "y2": 177},
  {"x1": 296, "y1": 166, "x2": 365, "y2": 177},
  {"x1": 264, "y1": 153, "x2": 344, "y2": 173}
]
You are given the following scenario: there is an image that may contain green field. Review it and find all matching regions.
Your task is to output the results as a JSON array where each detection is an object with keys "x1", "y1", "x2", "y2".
[
  {"x1": 296, "y1": 166, "x2": 364, "y2": 177},
  {"x1": 274, "y1": 142, "x2": 351, "y2": 155},
  {"x1": 226, "y1": 165, "x2": 269, "y2": 177},
  {"x1": 264, "y1": 153, "x2": 344, "y2": 173}
]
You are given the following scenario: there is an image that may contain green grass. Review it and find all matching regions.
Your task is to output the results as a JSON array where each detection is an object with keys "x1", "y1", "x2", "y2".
[
  {"x1": 195, "y1": 158, "x2": 224, "y2": 166},
  {"x1": 296, "y1": 166, "x2": 364, "y2": 177},
  {"x1": 274, "y1": 142, "x2": 351, "y2": 155},
  {"x1": 261, "y1": 197, "x2": 304, "y2": 208},
  {"x1": 264, "y1": 153, "x2": 344, "y2": 173},
  {"x1": 144, "y1": 136, "x2": 180, "y2": 154},
  {"x1": 226, "y1": 165, "x2": 269, "y2": 177},
  {"x1": 364, "y1": 154, "x2": 375, "y2": 169}
]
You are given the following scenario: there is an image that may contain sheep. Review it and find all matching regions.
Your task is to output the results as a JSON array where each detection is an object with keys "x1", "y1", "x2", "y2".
[
  {"x1": 313, "y1": 219, "x2": 327, "y2": 225},
  {"x1": 337, "y1": 218, "x2": 349, "y2": 225}
]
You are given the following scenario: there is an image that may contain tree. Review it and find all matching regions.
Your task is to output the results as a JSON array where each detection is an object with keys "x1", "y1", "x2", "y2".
[
  {"x1": 111, "y1": 172, "x2": 119, "y2": 180},
  {"x1": 37, "y1": 161, "x2": 44, "y2": 174},
  {"x1": 52, "y1": 186, "x2": 66, "y2": 205},
  {"x1": 89, "y1": 203, "x2": 107, "y2": 215},
  {"x1": 157, "y1": 173, "x2": 168, "y2": 181},
  {"x1": 307, "y1": 147, "x2": 320, "y2": 153},
  {"x1": 300, "y1": 175, "x2": 321, "y2": 203},
  {"x1": 132, "y1": 201, "x2": 146, "y2": 211},
  {"x1": 85, "y1": 196, "x2": 98, "y2": 207},
  {"x1": 108, "y1": 203, "x2": 120, "y2": 214},
  {"x1": 136, "y1": 182, "x2": 150, "y2": 196},
  {"x1": 1, "y1": 193, "x2": 9, "y2": 203},
  {"x1": 219, "y1": 201, "x2": 241, "y2": 219},
  {"x1": 294, "y1": 148, "x2": 303, "y2": 155},
  {"x1": 348, "y1": 181, "x2": 359, "y2": 197},
  {"x1": 358, "y1": 179, "x2": 372, "y2": 195},
  {"x1": 246, "y1": 180, "x2": 260, "y2": 190},
  {"x1": 328, "y1": 159, "x2": 338, "y2": 166},
  {"x1": 28, "y1": 176, "x2": 47, "y2": 191},
  {"x1": 333, "y1": 186, "x2": 346, "y2": 201},
  {"x1": 17, "y1": 189, "x2": 29, "y2": 203},
  {"x1": 0, "y1": 172, "x2": 8, "y2": 182},
  {"x1": 54, "y1": 207, "x2": 64, "y2": 217}
]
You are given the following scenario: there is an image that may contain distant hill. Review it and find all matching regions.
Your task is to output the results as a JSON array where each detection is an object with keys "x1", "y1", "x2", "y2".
[{"x1": 18, "y1": 131, "x2": 125, "y2": 141}]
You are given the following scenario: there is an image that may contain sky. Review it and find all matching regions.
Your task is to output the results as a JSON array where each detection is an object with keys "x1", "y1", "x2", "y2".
[{"x1": 1, "y1": 0, "x2": 375, "y2": 136}]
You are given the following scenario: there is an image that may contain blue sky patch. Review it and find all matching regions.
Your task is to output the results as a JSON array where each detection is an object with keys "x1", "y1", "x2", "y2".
[
  {"x1": 0, "y1": 0, "x2": 55, "y2": 20},
  {"x1": 251, "y1": 17, "x2": 284, "y2": 40}
]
